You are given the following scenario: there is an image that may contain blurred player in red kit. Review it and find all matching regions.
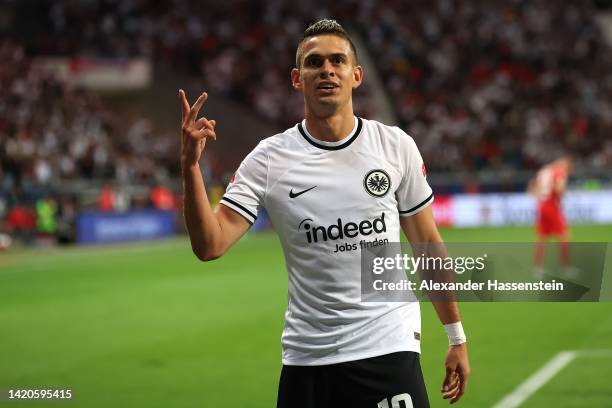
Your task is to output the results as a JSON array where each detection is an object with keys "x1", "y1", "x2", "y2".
[{"x1": 528, "y1": 156, "x2": 576, "y2": 278}]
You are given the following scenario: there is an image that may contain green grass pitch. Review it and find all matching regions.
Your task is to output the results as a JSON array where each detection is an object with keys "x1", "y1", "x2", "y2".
[{"x1": 0, "y1": 224, "x2": 611, "y2": 407}]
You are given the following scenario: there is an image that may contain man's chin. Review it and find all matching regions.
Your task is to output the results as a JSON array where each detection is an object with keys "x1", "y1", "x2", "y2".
[
  {"x1": 310, "y1": 100, "x2": 341, "y2": 116},
  {"x1": 318, "y1": 98, "x2": 338, "y2": 105},
  {"x1": 314, "y1": 96, "x2": 340, "y2": 108}
]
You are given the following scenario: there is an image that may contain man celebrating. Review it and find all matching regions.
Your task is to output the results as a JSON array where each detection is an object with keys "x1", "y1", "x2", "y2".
[{"x1": 180, "y1": 19, "x2": 470, "y2": 407}]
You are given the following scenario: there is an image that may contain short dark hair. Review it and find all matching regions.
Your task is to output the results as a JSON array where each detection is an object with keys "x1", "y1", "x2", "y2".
[{"x1": 295, "y1": 19, "x2": 358, "y2": 68}]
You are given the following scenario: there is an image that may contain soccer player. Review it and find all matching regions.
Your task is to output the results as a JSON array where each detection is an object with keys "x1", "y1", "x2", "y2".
[
  {"x1": 529, "y1": 156, "x2": 575, "y2": 277},
  {"x1": 180, "y1": 19, "x2": 470, "y2": 407}
]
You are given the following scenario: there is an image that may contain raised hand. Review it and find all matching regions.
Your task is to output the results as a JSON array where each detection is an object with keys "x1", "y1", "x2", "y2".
[{"x1": 179, "y1": 89, "x2": 217, "y2": 169}]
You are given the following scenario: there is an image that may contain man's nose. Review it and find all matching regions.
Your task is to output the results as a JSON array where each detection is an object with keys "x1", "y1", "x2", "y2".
[{"x1": 319, "y1": 59, "x2": 335, "y2": 77}]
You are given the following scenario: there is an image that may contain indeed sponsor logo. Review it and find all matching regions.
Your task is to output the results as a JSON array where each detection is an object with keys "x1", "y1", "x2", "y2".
[{"x1": 298, "y1": 212, "x2": 387, "y2": 243}]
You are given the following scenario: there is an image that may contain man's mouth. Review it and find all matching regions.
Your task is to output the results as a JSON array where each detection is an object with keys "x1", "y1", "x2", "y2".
[{"x1": 317, "y1": 83, "x2": 339, "y2": 90}]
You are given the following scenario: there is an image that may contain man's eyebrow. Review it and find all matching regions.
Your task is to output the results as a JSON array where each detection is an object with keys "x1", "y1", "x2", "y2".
[{"x1": 304, "y1": 52, "x2": 348, "y2": 60}]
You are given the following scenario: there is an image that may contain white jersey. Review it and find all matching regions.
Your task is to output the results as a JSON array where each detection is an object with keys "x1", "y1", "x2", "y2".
[{"x1": 221, "y1": 116, "x2": 434, "y2": 366}]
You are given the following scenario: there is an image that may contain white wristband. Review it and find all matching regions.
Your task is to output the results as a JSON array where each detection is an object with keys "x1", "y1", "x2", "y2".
[{"x1": 444, "y1": 322, "x2": 467, "y2": 345}]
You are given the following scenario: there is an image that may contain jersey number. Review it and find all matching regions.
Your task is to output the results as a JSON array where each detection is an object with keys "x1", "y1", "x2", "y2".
[{"x1": 377, "y1": 393, "x2": 414, "y2": 408}]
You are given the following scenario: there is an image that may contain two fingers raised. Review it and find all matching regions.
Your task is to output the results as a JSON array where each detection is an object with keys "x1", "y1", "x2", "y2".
[{"x1": 180, "y1": 89, "x2": 216, "y2": 140}]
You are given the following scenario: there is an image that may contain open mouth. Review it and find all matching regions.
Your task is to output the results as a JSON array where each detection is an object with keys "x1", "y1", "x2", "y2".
[{"x1": 317, "y1": 83, "x2": 339, "y2": 90}]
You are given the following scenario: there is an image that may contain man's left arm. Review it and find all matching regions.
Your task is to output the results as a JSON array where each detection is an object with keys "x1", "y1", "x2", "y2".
[{"x1": 400, "y1": 206, "x2": 471, "y2": 404}]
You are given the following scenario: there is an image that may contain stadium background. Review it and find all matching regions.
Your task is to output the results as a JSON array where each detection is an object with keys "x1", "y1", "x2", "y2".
[{"x1": 1, "y1": 0, "x2": 611, "y2": 406}]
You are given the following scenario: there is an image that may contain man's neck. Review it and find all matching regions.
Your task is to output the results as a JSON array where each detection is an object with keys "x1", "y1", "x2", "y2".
[{"x1": 304, "y1": 107, "x2": 356, "y2": 142}]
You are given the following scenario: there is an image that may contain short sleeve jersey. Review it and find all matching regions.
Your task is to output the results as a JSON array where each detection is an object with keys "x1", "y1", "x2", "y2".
[{"x1": 221, "y1": 117, "x2": 433, "y2": 365}]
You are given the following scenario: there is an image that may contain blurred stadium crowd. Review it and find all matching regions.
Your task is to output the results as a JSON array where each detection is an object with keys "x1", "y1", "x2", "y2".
[
  {"x1": 362, "y1": 1, "x2": 612, "y2": 172},
  {"x1": 0, "y1": 41, "x2": 177, "y2": 187},
  {"x1": 1, "y1": 0, "x2": 611, "y2": 245}
]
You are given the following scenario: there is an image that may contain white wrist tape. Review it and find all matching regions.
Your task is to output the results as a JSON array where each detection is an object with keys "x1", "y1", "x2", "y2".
[{"x1": 444, "y1": 322, "x2": 467, "y2": 345}]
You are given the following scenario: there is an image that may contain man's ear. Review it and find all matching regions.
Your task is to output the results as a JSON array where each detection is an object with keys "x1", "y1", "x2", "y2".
[
  {"x1": 352, "y1": 65, "x2": 364, "y2": 90},
  {"x1": 291, "y1": 68, "x2": 302, "y2": 90}
]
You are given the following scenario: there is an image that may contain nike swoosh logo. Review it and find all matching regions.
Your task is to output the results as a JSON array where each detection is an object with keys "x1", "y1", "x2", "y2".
[{"x1": 289, "y1": 186, "x2": 317, "y2": 198}]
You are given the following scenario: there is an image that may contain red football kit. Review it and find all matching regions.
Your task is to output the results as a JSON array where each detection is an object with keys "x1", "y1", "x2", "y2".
[{"x1": 535, "y1": 164, "x2": 568, "y2": 236}]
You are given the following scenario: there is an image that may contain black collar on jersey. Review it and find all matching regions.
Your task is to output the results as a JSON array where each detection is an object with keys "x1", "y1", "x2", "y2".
[{"x1": 298, "y1": 117, "x2": 363, "y2": 151}]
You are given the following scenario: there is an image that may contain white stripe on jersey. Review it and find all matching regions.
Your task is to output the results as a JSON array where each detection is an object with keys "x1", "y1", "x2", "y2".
[{"x1": 221, "y1": 117, "x2": 434, "y2": 365}]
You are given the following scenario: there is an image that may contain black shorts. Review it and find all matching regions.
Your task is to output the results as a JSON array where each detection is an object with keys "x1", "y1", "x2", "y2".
[{"x1": 277, "y1": 351, "x2": 430, "y2": 408}]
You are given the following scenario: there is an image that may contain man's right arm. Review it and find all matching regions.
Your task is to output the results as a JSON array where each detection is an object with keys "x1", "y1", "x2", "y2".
[
  {"x1": 182, "y1": 163, "x2": 250, "y2": 261},
  {"x1": 180, "y1": 90, "x2": 251, "y2": 261}
]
